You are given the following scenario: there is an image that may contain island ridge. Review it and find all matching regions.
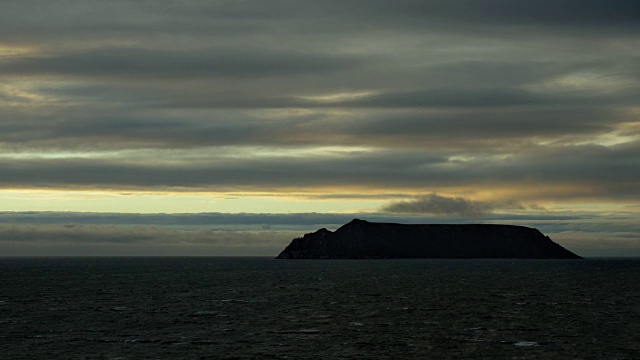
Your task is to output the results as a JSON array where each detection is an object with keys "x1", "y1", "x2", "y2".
[{"x1": 276, "y1": 219, "x2": 582, "y2": 259}]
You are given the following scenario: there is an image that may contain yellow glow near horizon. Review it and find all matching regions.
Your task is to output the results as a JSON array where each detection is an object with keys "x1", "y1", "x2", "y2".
[
  {"x1": 0, "y1": 189, "x2": 384, "y2": 214},
  {"x1": 2, "y1": 178, "x2": 634, "y2": 215},
  {"x1": 296, "y1": 91, "x2": 377, "y2": 102}
]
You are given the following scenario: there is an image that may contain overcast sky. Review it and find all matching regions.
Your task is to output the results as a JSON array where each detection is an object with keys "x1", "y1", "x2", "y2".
[{"x1": 1, "y1": 0, "x2": 639, "y2": 256}]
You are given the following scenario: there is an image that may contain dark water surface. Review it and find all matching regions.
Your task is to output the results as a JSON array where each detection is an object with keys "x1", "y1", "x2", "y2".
[{"x1": 1, "y1": 257, "x2": 638, "y2": 359}]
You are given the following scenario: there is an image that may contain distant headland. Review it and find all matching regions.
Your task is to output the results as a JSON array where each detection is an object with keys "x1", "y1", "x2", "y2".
[{"x1": 276, "y1": 219, "x2": 582, "y2": 259}]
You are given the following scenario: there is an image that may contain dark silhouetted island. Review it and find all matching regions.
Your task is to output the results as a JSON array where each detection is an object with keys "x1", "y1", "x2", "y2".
[{"x1": 276, "y1": 219, "x2": 582, "y2": 259}]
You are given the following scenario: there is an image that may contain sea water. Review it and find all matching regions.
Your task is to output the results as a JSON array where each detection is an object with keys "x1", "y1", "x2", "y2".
[{"x1": 1, "y1": 257, "x2": 638, "y2": 359}]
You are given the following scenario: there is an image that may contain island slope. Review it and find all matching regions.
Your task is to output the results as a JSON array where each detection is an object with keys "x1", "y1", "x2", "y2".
[{"x1": 276, "y1": 219, "x2": 581, "y2": 259}]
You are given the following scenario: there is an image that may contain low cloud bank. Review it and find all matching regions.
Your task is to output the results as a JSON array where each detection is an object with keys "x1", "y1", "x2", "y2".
[
  {"x1": 1, "y1": 211, "x2": 638, "y2": 257},
  {"x1": 550, "y1": 231, "x2": 640, "y2": 257},
  {"x1": 382, "y1": 193, "x2": 542, "y2": 217},
  {"x1": 0, "y1": 224, "x2": 298, "y2": 256}
]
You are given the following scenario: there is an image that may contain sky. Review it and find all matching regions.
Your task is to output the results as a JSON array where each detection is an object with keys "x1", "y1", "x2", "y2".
[{"x1": 1, "y1": 0, "x2": 639, "y2": 256}]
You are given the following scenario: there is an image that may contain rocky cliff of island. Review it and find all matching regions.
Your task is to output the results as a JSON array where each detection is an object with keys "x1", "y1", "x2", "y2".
[{"x1": 276, "y1": 219, "x2": 581, "y2": 259}]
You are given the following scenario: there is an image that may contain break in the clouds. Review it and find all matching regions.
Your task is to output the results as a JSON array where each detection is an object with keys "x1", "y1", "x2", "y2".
[{"x1": 1, "y1": 0, "x2": 639, "y2": 255}]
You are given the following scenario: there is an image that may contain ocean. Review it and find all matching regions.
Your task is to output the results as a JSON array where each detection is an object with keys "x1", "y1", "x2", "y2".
[{"x1": 1, "y1": 257, "x2": 638, "y2": 359}]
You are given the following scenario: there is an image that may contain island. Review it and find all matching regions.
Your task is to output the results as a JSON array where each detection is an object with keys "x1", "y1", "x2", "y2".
[{"x1": 276, "y1": 219, "x2": 582, "y2": 259}]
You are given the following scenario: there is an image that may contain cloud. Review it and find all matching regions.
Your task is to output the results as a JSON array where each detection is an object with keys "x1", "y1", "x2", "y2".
[
  {"x1": 0, "y1": 208, "x2": 592, "y2": 228},
  {"x1": 0, "y1": 211, "x2": 473, "y2": 229},
  {"x1": 1, "y1": 141, "x2": 639, "y2": 201},
  {"x1": 1, "y1": 211, "x2": 638, "y2": 257},
  {"x1": 0, "y1": 224, "x2": 298, "y2": 256},
  {"x1": 541, "y1": 231, "x2": 640, "y2": 257},
  {"x1": 341, "y1": 108, "x2": 621, "y2": 141},
  {"x1": 381, "y1": 193, "x2": 533, "y2": 217},
  {"x1": 0, "y1": 211, "x2": 357, "y2": 228},
  {"x1": 3, "y1": 1, "x2": 639, "y2": 44},
  {"x1": 0, "y1": 47, "x2": 360, "y2": 80},
  {"x1": 0, "y1": 0, "x2": 639, "y2": 260},
  {"x1": 1, "y1": 105, "x2": 630, "y2": 150}
]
